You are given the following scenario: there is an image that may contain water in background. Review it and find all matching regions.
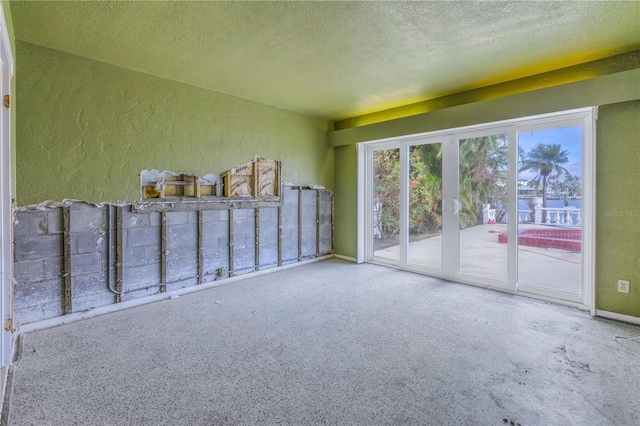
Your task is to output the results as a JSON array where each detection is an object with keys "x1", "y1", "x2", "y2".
[{"x1": 517, "y1": 199, "x2": 582, "y2": 210}]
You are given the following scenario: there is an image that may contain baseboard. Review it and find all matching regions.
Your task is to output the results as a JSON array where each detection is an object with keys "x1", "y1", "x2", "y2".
[
  {"x1": 17, "y1": 255, "x2": 333, "y2": 335},
  {"x1": 595, "y1": 310, "x2": 640, "y2": 326},
  {"x1": 333, "y1": 254, "x2": 357, "y2": 263}
]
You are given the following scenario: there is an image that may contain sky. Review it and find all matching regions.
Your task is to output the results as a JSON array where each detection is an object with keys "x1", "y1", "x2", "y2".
[{"x1": 518, "y1": 125, "x2": 582, "y2": 181}]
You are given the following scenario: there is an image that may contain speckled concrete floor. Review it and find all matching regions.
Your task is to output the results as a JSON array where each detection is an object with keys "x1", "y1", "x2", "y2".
[{"x1": 4, "y1": 259, "x2": 640, "y2": 425}]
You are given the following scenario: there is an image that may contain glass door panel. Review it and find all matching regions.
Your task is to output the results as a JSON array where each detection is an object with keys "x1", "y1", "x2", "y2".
[
  {"x1": 364, "y1": 108, "x2": 593, "y2": 308},
  {"x1": 517, "y1": 125, "x2": 583, "y2": 296},
  {"x1": 372, "y1": 148, "x2": 401, "y2": 261},
  {"x1": 406, "y1": 143, "x2": 443, "y2": 270},
  {"x1": 457, "y1": 134, "x2": 509, "y2": 283}
]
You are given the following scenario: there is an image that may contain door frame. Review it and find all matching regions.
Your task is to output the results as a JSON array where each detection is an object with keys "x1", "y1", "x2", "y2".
[
  {"x1": 0, "y1": 2, "x2": 14, "y2": 383},
  {"x1": 357, "y1": 107, "x2": 596, "y2": 312}
]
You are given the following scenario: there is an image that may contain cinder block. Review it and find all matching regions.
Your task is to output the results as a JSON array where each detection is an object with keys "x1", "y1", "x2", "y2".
[
  {"x1": 145, "y1": 245, "x2": 161, "y2": 264},
  {"x1": 202, "y1": 236, "x2": 219, "y2": 254},
  {"x1": 125, "y1": 227, "x2": 160, "y2": 248},
  {"x1": 13, "y1": 259, "x2": 45, "y2": 284},
  {"x1": 47, "y1": 210, "x2": 64, "y2": 234},
  {"x1": 14, "y1": 211, "x2": 48, "y2": 237},
  {"x1": 283, "y1": 187, "x2": 298, "y2": 204},
  {"x1": 319, "y1": 232, "x2": 332, "y2": 254},
  {"x1": 234, "y1": 214, "x2": 256, "y2": 237},
  {"x1": 123, "y1": 246, "x2": 149, "y2": 268},
  {"x1": 231, "y1": 267, "x2": 253, "y2": 276},
  {"x1": 71, "y1": 252, "x2": 102, "y2": 276},
  {"x1": 202, "y1": 251, "x2": 227, "y2": 277},
  {"x1": 281, "y1": 228, "x2": 294, "y2": 242},
  {"x1": 70, "y1": 204, "x2": 107, "y2": 233},
  {"x1": 232, "y1": 209, "x2": 252, "y2": 220},
  {"x1": 280, "y1": 203, "x2": 291, "y2": 217},
  {"x1": 302, "y1": 190, "x2": 316, "y2": 214},
  {"x1": 75, "y1": 232, "x2": 107, "y2": 254},
  {"x1": 149, "y1": 212, "x2": 162, "y2": 227},
  {"x1": 232, "y1": 234, "x2": 248, "y2": 250},
  {"x1": 259, "y1": 225, "x2": 278, "y2": 246},
  {"x1": 43, "y1": 256, "x2": 64, "y2": 280},
  {"x1": 166, "y1": 277, "x2": 198, "y2": 292},
  {"x1": 73, "y1": 272, "x2": 108, "y2": 296},
  {"x1": 166, "y1": 211, "x2": 189, "y2": 225},
  {"x1": 123, "y1": 263, "x2": 161, "y2": 289},
  {"x1": 302, "y1": 238, "x2": 316, "y2": 258},
  {"x1": 259, "y1": 245, "x2": 278, "y2": 267},
  {"x1": 233, "y1": 248, "x2": 255, "y2": 271},
  {"x1": 302, "y1": 213, "x2": 316, "y2": 228},
  {"x1": 168, "y1": 223, "x2": 198, "y2": 244},
  {"x1": 186, "y1": 211, "x2": 199, "y2": 224},
  {"x1": 201, "y1": 210, "x2": 220, "y2": 223},
  {"x1": 281, "y1": 242, "x2": 298, "y2": 262},
  {"x1": 167, "y1": 240, "x2": 198, "y2": 260},
  {"x1": 15, "y1": 301, "x2": 64, "y2": 326},
  {"x1": 14, "y1": 279, "x2": 64, "y2": 307},
  {"x1": 166, "y1": 242, "x2": 198, "y2": 281},
  {"x1": 14, "y1": 234, "x2": 63, "y2": 261},
  {"x1": 73, "y1": 292, "x2": 114, "y2": 312},
  {"x1": 122, "y1": 211, "x2": 150, "y2": 229},
  {"x1": 203, "y1": 222, "x2": 228, "y2": 240},
  {"x1": 281, "y1": 215, "x2": 297, "y2": 230},
  {"x1": 120, "y1": 286, "x2": 160, "y2": 302}
]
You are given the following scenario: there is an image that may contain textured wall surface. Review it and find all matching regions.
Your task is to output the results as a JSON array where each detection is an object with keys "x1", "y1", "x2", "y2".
[
  {"x1": 13, "y1": 186, "x2": 334, "y2": 326},
  {"x1": 596, "y1": 101, "x2": 640, "y2": 317},
  {"x1": 333, "y1": 145, "x2": 357, "y2": 258},
  {"x1": 16, "y1": 41, "x2": 333, "y2": 205}
]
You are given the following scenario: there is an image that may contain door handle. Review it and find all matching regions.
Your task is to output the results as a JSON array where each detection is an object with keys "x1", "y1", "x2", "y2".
[
  {"x1": 443, "y1": 198, "x2": 447, "y2": 214},
  {"x1": 453, "y1": 199, "x2": 460, "y2": 215}
]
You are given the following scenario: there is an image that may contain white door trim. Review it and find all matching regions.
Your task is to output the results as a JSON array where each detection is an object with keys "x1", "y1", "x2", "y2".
[{"x1": 0, "y1": 2, "x2": 14, "y2": 411}]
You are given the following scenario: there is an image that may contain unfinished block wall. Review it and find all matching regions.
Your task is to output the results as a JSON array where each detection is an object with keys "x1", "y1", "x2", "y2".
[{"x1": 13, "y1": 186, "x2": 333, "y2": 326}]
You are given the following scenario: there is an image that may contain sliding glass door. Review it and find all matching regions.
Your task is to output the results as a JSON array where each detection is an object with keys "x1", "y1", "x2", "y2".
[
  {"x1": 363, "y1": 108, "x2": 595, "y2": 309},
  {"x1": 455, "y1": 130, "x2": 512, "y2": 288},
  {"x1": 372, "y1": 146, "x2": 401, "y2": 262},
  {"x1": 516, "y1": 121, "x2": 586, "y2": 303},
  {"x1": 406, "y1": 140, "x2": 444, "y2": 271}
]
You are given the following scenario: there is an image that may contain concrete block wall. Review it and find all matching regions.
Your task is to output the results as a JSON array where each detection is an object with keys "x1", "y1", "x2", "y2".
[
  {"x1": 281, "y1": 187, "x2": 299, "y2": 264},
  {"x1": 13, "y1": 210, "x2": 65, "y2": 323},
  {"x1": 121, "y1": 207, "x2": 163, "y2": 300},
  {"x1": 13, "y1": 186, "x2": 333, "y2": 326}
]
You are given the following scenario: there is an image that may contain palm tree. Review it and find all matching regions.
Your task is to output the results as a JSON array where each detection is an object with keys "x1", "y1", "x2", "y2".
[
  {"x1": 458, "y1": 135, "x2": 508, "y2": 227},
  {"x1": 519, "y1": 144, "x2": 570, "y2": 218}
]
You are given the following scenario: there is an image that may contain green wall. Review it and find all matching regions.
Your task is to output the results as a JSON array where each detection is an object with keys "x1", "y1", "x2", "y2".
[
  {"x1": 16, "y1": 41, "x2": 333, "y2": 205},
  {"x1": 2, "y1": 1, "x2": 16, "y2": 197},
  {"x1": 596, "y1": 101, "x2": 640, "y2": 317},
  {"x1": 331, "y1": 73, "x2": 640, "y2": 318},
  {"x1": 334, "y1": 144, "x2": 358, "y2": 258}
]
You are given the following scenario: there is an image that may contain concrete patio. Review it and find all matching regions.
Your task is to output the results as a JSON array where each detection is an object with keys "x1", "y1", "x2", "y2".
[
  {"x1": 3, "y1": 259, "x2": 639, "y2": 425},
  {"x1": 375, "y1": 224, "x2": 582, "y2": 294}
]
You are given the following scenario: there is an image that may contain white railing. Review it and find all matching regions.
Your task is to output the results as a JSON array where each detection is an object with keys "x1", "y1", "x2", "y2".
[
  {"x1": 518, "y1": 206, "x2": 581, "y2": 226},
  {"x1": 485, "y1": 202, "x2": 581, "y2": 227},
  {"x1": 482, "y1": 204, "x2": 496, "y2": 224}
]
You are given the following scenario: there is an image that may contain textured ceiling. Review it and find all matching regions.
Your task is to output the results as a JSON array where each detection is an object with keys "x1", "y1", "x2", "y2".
[{"x1": 11, "y1": 1, "x2": 640, "y2": 120}]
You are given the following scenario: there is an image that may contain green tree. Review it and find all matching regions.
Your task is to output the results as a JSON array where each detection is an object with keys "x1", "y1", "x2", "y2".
[
  {"x1": 409, "y1": 146, "x2": 441, "y2": 234},
  {"x1": 458, "y1": 135, "x2": 508, "y2": 227},
  {"x1": 373, "y1": 149, "x2": 400, "y2": 240},
  {"x1": 519, "y1": 143, "x2": 570, "y2": 215}
]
